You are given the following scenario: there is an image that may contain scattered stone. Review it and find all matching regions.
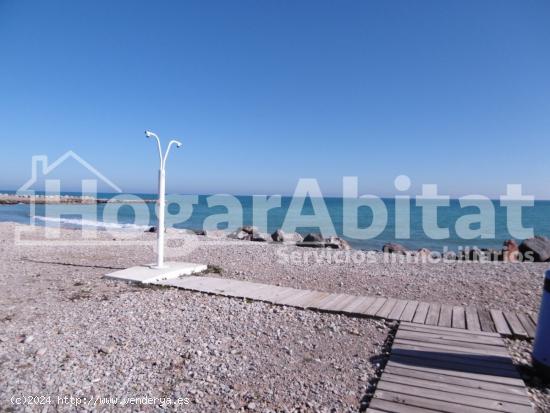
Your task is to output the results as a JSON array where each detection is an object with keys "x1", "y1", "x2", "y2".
[
  {"x1": 250, "y1": 232, "x2": 270, "y2": 242},
  {"x1": 303, "y1": 233, "x2": 324, "y2": 243},
  {"x1": 324, "y1": 236, "x2": 351, "y2": 250},
  {"x1": 285, "y1": 232, "x2": 304, "y2": 243},
  {"x1": 228, "y1": 230, "x2": 251, "y2": 241},
  {"x1": 240, "y1": 226, "x2": 258, "y2": 235},
  {"x1": 35, "y1": 347, "x2": 47, "y2": 357},
  {"x1": 416, "y1": 248, "x2": 431, "y2": 257},
  {"x1": 271, "y1": 229, "x2": 285, "y2": 242},
  {"x1": 519, "y1": 236, "x2": 550, "y2": 262},
  {"x1": 502, "y1": 239, "x2": 520, "y2": 263},
  {"x1": 382, "y1": 243, "x2": 407, "y2": 254},
  {"x1": 297, "y1": 233, "x2": 325, "y2": 248},
  {"x1": 99, "y1": 341, "x2": 116, "y2": 354}
]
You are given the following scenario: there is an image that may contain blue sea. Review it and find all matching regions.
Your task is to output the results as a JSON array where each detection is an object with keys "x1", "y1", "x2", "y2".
[{"x1": 1, "y1": 190, "x2": 550, "y2": 251}]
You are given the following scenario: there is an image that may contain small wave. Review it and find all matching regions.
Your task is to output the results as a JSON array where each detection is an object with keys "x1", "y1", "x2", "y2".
[{"x1": 33, "y1": 216, "x2": 150, "y2": 230}]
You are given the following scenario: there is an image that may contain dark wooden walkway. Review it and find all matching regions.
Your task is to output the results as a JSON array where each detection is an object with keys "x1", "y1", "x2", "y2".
[
  {"x1": 367, "y1": 322, "x2": 533, "y2": 412},
  {"x1": 157, "y1": 276, "x2": 538, "y2": 339}
]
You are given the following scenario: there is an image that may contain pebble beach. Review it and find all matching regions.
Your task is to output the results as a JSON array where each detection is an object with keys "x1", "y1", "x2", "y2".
[{"x1": 0, "y1": 222, "x2": 549, "y2": 412}]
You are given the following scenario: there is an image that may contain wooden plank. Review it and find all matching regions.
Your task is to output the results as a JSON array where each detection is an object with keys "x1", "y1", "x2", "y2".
[
  {"x1": 503, "y1": 312, "x2": 529, "y2": 339},
  {"x1": 394, "y1": 336, "x2": 509, "y2": 356},
  {"x1": 376, "y1": 381, "x2": 532, "y2": 413},
  {"x1": 384, "y1": 365, "x2": 529, "y2": 396},
  {"x1": 376, "y1": 298, "x2": 398, "y2": 319},
  {"x1": 300, "y1": 291, "x2": 330, "y2": 308},
  {"x1": 425, "y1": 303, "x2": 441, "y2": 325},
  {"x1": 381, "y1": 373, "x2": 531, "y2": 405},
  {"x1": 370, "y1": 399, "x2": 440, "y2": 413},
  {"x1": 343, "y1": 296, "x2": 376, "y2": 314},
  {"x1": 372, "y1": 389, "x2": 503, "y2": 413},
  {"x1": 400, "y1": 322, "x2": 500, "y2": 337},
  {"x1": 192, "y1": 278, "x2": 238, "y2": 293},
  {"x1": 339, "y1": 295, "x2": 371, "y2": 313},
  {"x1": 244, "y1": 284, "x2": 277, "y2": 299},
  {"x1": 490, "y1": 309, "x2": 512, "y2": 336},
  {"x1": 516, "y1": 312, "x2": 537, "y2": 339},
  {"x1": 465, "y1": 306, "x2": 481, "y2": 331},
  {"x1": 392, "y1": 344, "x2": 517, "y2": 370},
  {"x1": 393, "y1": 340, "x2": 511, "y2": 358},
  {"x1": 438, "y1": 304, "x2": 453, "y2": 327},
  {"x1": 396, "y1": 329, "x2": 506, "y2": 347},
  {"x1": 248, "y1": 285, "x2": 291, "y2": 301},
  {"x1": 364, "y1": 297, "x2": 388, "y2": 316},
  {"x1": 313, "y1": 293, "x2": 345, "y2": 310},
  {"x1": 452, "y1": 306, "x2": 466, "y2": 329},
  {"x1": 478, "y1": 309, "x2": 496, "y2": 333},
  {"x1": 396, "y1": 328, "x2": 506, "y2": 350},
  {"x1": 271, "y1": 288, "x2": 307, "y2": 303},
  {"x1": 399, "y1": 300, "x2": 419, "y2": 322},
  {"x1": 328, "y1": 294, "x2": 361, "y2": 312},
  {"x1": 279, "y1": 289, "x2": 316, "y2": 306},
  {"x1": 387, "y1": 360, "x2": 526, "y2": 387},
  {"x1": 391, "y1": 353, "x2": 520, "y2": 379},
  {"x1": 412, "y1": 302, "x2": 429, "y2": 324},
  {"x1": 388, "y1": 299, "x2": 408, "y2": 320},
  {"x1": 218, "y1": 279, "x2": 263, "y2": 294},
  {"x1": 378, "y1": 376, "x2": 531, "y2": 410},
  {"x1": 167, "y1": 276, "x2": 229, "y2": 290}
]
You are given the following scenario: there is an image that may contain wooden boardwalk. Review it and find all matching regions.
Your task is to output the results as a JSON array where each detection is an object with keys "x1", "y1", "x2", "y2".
[
  {"x1": 157, "y1": 276, "x2": 538, "y2": 339},
  {"x1": 367, "y1": 322, "x2": 533, "y2": 412}
]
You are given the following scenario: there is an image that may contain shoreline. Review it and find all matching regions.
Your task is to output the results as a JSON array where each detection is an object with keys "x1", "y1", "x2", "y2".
[
  {"x1": 4, "y1": 221, "x2": 546, "y2": 313},
  {"x1": 0, "y1": 194, "x2": 154, "y2": 204}
]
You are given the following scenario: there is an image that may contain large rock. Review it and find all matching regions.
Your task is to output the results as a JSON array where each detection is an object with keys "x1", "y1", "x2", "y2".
[
  {"x1": 228, "y1": 230, "x2": 251, "y2": 241},
  {"x1": 502, "y1": 239, "x2": 520, "y2": 262},
  {"x1": 382, "y1": 243, "x2": 407, "y2": 255},
  {"x1": 145, "y1": 226, "x2": 168, "y2": 233},
  {"x1": 271, "y1": 229, "x2": 285, "y2": 242},
  {"x1": 416, "y1": 248, "x2": 432, "y2": 258},
  {"x1": 271, "y1": 229, "x2": 304, "y2": 243},
  {"x1": 240, "y1": 225, "x2": 258, "y2": 235},
  {"x1": 297, "y1": 233, "x2": 325, "y2": 248},
  {"x1": 325, "y1": 236, "x2": 351, "y2": 250},
  {"x1": 284, "y1": 232, "x2": 303, "y2": 243},
  {"x1": 250, "y1": 232, "x2": 270, "y2": 242},
  {"x1": 519, "y1": 236, "x2": 550, "y2": 262},
  {"x1": 303, "y1": 233, "x2": 324, "y2": 243}
]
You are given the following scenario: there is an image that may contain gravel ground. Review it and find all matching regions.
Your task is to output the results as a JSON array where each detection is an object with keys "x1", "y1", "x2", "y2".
[{"x1": 0, "y1": 223, "x2": 391, "y2": 412}]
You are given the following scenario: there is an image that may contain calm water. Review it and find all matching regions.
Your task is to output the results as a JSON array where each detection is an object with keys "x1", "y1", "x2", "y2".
[{"x1": 1, "y1": 191, "x2": 550, "y2": 251}]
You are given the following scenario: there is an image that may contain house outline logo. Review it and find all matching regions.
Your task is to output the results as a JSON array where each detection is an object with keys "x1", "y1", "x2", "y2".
[{"x1": 17, "y1": 150, "x2": 122, "y2": 194}]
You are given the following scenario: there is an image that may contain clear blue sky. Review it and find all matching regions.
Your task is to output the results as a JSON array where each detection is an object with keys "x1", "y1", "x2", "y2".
[{"x1": 1, "y1": 0, "x2": 549, "y2": 197}]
